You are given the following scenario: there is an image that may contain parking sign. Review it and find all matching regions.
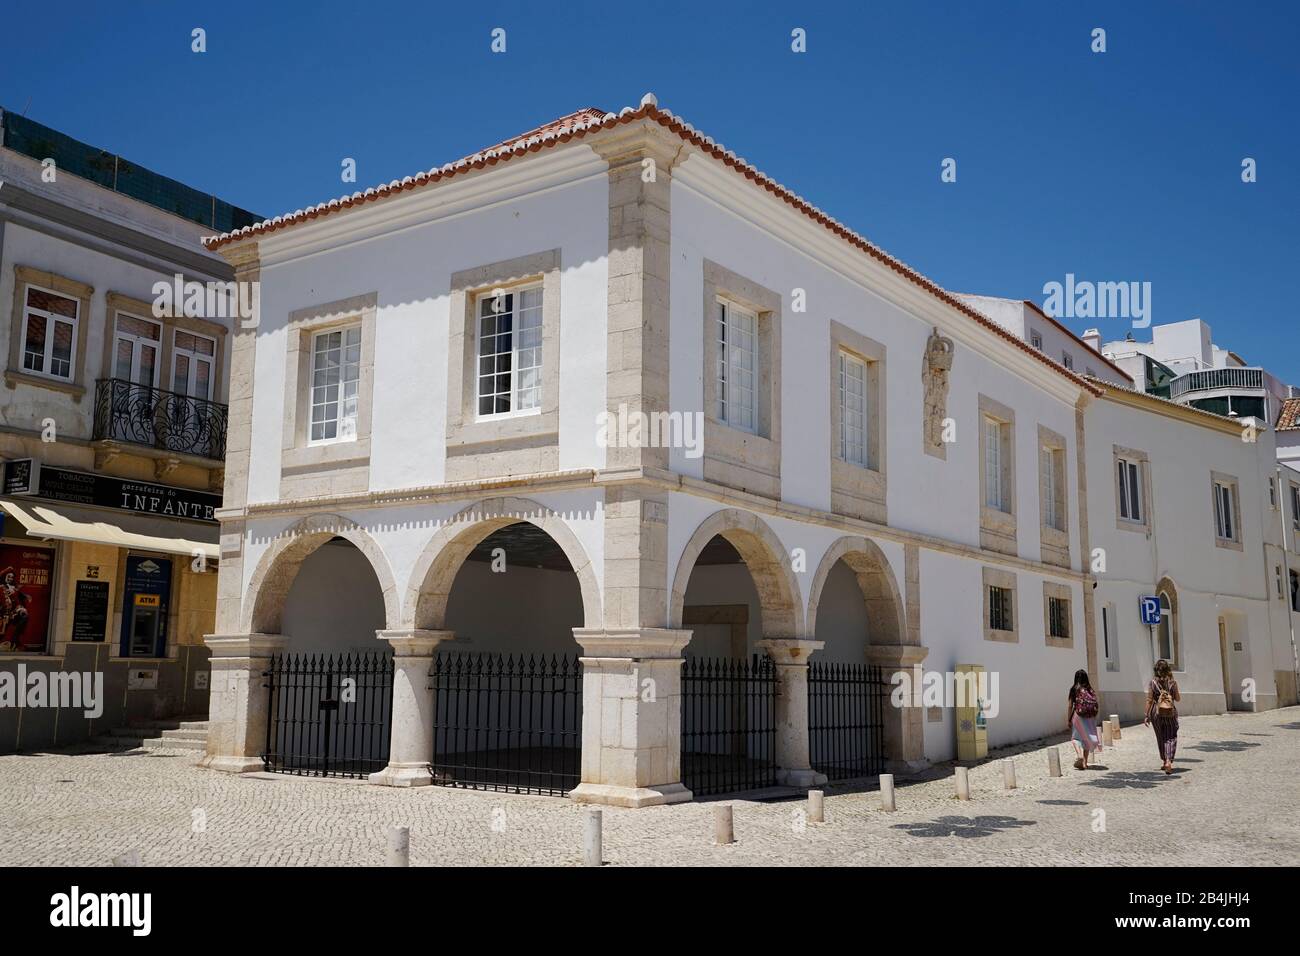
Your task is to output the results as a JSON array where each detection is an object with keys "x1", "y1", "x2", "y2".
[{"x1": 1139, "y1": 595, "x2": 1161, "y2": 626}]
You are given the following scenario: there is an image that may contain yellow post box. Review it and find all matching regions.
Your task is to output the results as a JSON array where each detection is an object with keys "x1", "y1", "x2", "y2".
[{"x1": 955, "y1": 664, "x2": 988, "y2": 761}]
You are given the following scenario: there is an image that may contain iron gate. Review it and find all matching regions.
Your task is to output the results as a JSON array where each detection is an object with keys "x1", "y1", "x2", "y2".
[
  {"x1": 429, "y1": 651, "x2": 583, "y2": 796},
  {"x1": 808, "y1": 661, "x2": 887, "y2": 780},
  {"x1": 263, "y1": 651, "x2": 394, "y2": 777},
  {"x1": 681, "y1": 653, "x2": 777, "y2": 797}
]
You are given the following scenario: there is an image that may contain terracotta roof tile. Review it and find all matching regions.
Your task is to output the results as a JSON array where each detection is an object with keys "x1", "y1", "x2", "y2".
[
  {"x1": 204, "y1": 96, "x2": 1102, "y2": 397},
  {"x1": 1277, "y1": 396, "x2": 1300, "y2": 431}
]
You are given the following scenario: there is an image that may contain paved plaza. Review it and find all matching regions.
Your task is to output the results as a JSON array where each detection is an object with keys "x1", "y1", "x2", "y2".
[{"x1": 3, "y1": 707, "x2": 1297, "y2": 867}]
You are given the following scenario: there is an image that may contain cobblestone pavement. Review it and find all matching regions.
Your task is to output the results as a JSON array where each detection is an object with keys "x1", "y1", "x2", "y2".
[{"x1": 3, "y1": 707, "x2": 1297, "y2": 866}]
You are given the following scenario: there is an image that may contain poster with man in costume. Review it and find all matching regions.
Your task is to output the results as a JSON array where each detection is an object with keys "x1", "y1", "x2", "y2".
[{"x1": 0, "y1": 545, "x2": 54, "y2": 653}]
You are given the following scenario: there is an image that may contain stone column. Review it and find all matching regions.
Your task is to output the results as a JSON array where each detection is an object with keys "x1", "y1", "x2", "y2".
[
  {"x1": 866, "y1": 643, "x2": 931, "y2": 772},
  {"x1": 569, "y1": 628, "x2": 693, "y2": 808},
  {"x1": 759, "y1": 639, "x2": 827, "y2": 788},
  {"x1": 369, "y1": 629, "x2": 452, "y2": 788},
  {"x1": 199, "y1": 633, "x2": 286, "y2": 773}
]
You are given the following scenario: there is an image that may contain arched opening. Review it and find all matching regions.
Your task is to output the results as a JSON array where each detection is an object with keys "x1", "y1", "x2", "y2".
[
  {"x1": 1155, "y1": 577, "x2": 1181, "y2": 672},
  {"x1": 807, "y1": 537, "x2": 907, "y2": 779},
  {"x1": 282, "y1": 538, "x2": 387, "y2": 655},
  {"x1": 415, "y1": 514, "x2": 593, "y2": 796},
  {"x1": 671, "y1": 510, "x2": 802, "y2": 796}
]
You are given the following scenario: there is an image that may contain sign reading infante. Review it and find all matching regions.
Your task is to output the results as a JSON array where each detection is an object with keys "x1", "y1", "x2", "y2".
[{"x1": 3, "y1": 460, "x2": 219, "y2": 524}]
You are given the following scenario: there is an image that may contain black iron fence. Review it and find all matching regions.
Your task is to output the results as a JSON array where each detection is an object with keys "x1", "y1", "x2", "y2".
[
  {"x1": 681, "y1": 653, "x2": 777, "y2": 797},
  {"x1": 263, "y1": 651, "x2": 394, "y2": 778},
  {"x1": 93, "y1": 378, "x2": 228, "y2": 461},
  {"x1": 430, "y1": 651, "x2": 583, "y2": 796},
  {"x1": 809, "y1": 660, "x2": 888, "y2": 780}
]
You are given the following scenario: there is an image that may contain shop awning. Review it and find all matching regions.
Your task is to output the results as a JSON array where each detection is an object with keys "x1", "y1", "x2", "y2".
[{"x1": 0, "y1": 499, "x2": 218, "y2": 561}]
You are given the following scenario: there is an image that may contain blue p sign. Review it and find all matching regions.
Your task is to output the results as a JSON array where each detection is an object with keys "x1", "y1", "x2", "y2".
[{"x1": 1139, "y1": 595, "x2": 1161, "y2": 626}]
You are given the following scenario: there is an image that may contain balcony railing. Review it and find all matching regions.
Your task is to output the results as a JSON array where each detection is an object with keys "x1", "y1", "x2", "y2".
[
  {"x1": 93, "y1": 378, "x2": 228, "y2": 461},
  {"x1": 1169, "y1": 367, "x2": 1264, "y2": 399}
]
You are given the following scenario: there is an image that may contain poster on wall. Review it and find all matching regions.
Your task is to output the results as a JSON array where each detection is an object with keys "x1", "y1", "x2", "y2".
[{"x1": 0, "y1": 544, "x2": 55, "y2": 653}]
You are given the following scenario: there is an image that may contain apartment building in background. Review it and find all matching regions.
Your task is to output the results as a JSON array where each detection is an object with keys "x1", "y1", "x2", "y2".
[{"x1": 0, "y1": 109, "x2": 258, "y2": 751}]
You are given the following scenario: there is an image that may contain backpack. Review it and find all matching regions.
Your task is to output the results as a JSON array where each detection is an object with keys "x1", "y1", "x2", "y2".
[
  {"x1": 1155, "y1": 680, "x2": 1175, "y2": 714},
  {"x1": 1075, "y1": 687, "x2": 1098, "y2": 718}
]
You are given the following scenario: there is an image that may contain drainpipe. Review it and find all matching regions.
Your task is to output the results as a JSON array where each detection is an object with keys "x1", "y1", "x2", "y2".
[{"x1": 1275, "y1": 465, "x2": 1300, "y2": 701}]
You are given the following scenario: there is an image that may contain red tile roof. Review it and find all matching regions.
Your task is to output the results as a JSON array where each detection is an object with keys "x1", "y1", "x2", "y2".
[
  {"x1": 204, "y1": 97, "x2": 1102, "y2": 397},
  {"x1": 1277, "y1": 397, "x2": 1300, "y2": 431}
]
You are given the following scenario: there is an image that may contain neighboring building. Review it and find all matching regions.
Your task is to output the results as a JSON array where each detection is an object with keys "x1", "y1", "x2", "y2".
[
  {"x1": 196, "y1": 95, "x2": 1296, "y2": 808},
  {"x1": 0, "y1": 109, "x2": 258, "y2": 750}
]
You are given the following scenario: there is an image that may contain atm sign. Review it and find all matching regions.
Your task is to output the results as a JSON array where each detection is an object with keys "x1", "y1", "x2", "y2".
[{"x1": 134, "y1": 594, "x2": 161, "y2": 608}]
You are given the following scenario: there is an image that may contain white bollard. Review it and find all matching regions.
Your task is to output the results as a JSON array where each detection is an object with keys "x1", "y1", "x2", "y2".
[
  {"x1": 880, "y1": 773, "x2": 896, "y2": 812},
  {"x1": 387, "y1": 825, "x2": 410, "y2": 867},
  {"x1": 584, "y1": 808, "x2": 603, "y2": 866},
  {"x1": 955, "y1": 766, "x2": 971, "y2": 800},
  {"x1": 1003, "y1": 759, "x2": 1017, "y2": 790},
  {"x1": 713, "y1": 803, "x2": 735, "y2": 845},
  {"x1": 808, "y1": 790, "x2": 825, "y2": 824},
  {"x1": 1110, "y1": 715, "x2": 1122, "y2": 740},
  {"x1": 112, "y1": 849, "x2": 140, "y2": 867},
  {"x1": 1048, "y1": 747, "x2": 1062, "y2": 777}
]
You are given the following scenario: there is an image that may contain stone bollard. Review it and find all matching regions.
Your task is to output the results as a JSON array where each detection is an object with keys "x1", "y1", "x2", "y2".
[
  {"x1": 955, "y1": 766, "x2": 971, "y2": 800},
  {"x1": 387, "y1": 825, "x2": 410, "y2": 867},
  {"x1": 808, "y1": 790, "x2": 825, "y2": 824},
  {"x1": 880, "y1": 773, "x2": 896, "y2": 812},
  {"x1": 1110, "y1": 715, "x2": 1122, "y2": 740},
  {"x1": 584, "y1": 809, "x2": 603, "y2": 866},
  {"x1": 714, "y1": 804, "x2": 735, "y2": 845},
  {"x1": 1102, "y1": 720, "x2": 1114, "y2": 748},
  {"x1": 1048, "y1": 747, "x2": 1062, "y2": 777},
  {"x1": 1003, "y1": 759, "x2": 1017, "y2": 790},
  {"x1": 112, "y1": 849, "x2": 140, "y2": 867}
]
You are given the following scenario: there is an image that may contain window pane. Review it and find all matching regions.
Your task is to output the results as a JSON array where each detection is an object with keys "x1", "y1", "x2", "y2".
[
  {"x1": 23, "y1": 314, "x2": 47, "y2": 371},
  {"x1": 115, "y1": 339, "x2": 134, "y2": 379},
  {"x1": 27, "y1": 287, "x2": 78, "y2": 318}
]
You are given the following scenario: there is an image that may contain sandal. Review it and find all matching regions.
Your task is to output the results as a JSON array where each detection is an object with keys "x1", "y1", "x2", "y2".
[{"x1": 1074, "y1": 758, "x2": 1085, "y2": 770}]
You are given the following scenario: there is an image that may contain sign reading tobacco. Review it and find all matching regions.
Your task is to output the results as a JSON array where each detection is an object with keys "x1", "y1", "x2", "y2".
[{"x1": 3, "y1": 460, "x2": 219, "y2": 524}]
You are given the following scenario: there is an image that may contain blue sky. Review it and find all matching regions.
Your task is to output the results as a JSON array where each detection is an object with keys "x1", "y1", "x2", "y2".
[{"x1": 4, "y1": 1, "x2": 1297, "y2": 382}]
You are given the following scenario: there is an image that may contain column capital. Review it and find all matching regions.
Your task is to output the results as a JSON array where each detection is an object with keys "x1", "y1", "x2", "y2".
[
  {"x1": 376, "y1": 629, "x2": 453, "y2": 656},
  {"x1": 573, "y1": 627, "x2": 691, "y2": 659},
  {"x1": 204, "y1": 633, "x2": 286, "y2": 659},
  {"x1": 866, "y1": 643, "x2": 930, "y2": 668},
  {"x1": 758, "y1": 639, "x2": 825, "y2": 665}
]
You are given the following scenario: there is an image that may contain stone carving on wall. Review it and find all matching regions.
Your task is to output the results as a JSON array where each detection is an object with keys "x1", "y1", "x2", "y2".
[{"x1": 922, "y1": 327, "x2": 954, "y2": 459}]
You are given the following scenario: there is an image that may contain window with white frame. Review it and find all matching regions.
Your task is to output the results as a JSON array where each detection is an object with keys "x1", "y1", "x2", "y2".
[
  {"x1": 838, "y1": 350, "x2": 868, "y2": 467},
  {"x1": 1291, "y1": 482, "x2": 1300, "y2": 532},
  {"x1": 309, "y1": 326, "x2": 361, "y2": 442},
  {"x1": 717, "y1": 299, "x2": 757, "y2": 432},
  {"x1": 1041, "y1": 443, "x2": 1066, "y2": 531},
  {"x1": 476, "y1": 286, "x2": 543, "y2": 417},
  {"x1": 1030, "y1": 330, "x2": 1043, "y2": 351},
  {"x1": 1156, "y1": 589, "x2": 1177, "y2": 666},
  {"x1": 984, "y1": 416, "x2": 1011, "y2": 511},
  {"x1": 1116, "y1": 456, "x2": 1143, "y2": 523},
  {"x1": 1213, "y1": 479, "x2": 1237, "y2": 541},
  {"x1": 1101, "y1": 603, "x2": 1118, "y2": 668},
  {"x1": 1062, "y1": 351, "x2": 1074, "y2": 370},
  {"x1": 20, "y1": 285, "x2": 79, "y2": 380}
]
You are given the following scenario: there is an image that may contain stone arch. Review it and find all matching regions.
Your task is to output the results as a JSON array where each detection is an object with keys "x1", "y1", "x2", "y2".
[
  {"x1": 243, "y1": 514, "x2": 401, "y2": 635},
  {"x1": 669, "y1": 508, "x2": 804, "y2": 639},
  {"x1": 1155, "y1": 575, "x2": 1182, "y2": 668},
  {"x1": 403, "y1": 496, "x2": 602, "y2": 631},
  {"x1": 806, "y1": 536, "x2": 906, "y2": 647}
]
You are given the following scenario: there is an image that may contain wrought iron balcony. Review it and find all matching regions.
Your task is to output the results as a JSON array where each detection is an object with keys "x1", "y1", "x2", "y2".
[
  {"x1": 93, "y1": 378, "x2": 227, "y2": 461},
  {"x1": 1169, "y1": 367, "x2": 1264, "y2": 399}
]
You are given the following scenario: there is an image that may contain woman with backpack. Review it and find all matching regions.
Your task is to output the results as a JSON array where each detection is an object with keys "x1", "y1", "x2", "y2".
[
  {"x1": 1067, "y1": 669, "x2": 1101, "y2": 770},
  {"x1": 1145, "y1": 658, "x2": 1181, "y2": 774}
]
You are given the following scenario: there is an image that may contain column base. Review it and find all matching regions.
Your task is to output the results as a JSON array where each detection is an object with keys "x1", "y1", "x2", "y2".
[
  {"x1": 569, "y1": 782, "x2": 693, "y2": 808},
  {"x1": 198, "y1": 754, "x2": 265, "y2": 774},
  {"x1": 776, "y1": 768, "x2": 828, "y2": 788},
  {"x1": 884, "y1": 758, "x2": 931, "y2": 776},
  {"x1": 369, "y1": 762, "x2": 433, "y2": 788}
]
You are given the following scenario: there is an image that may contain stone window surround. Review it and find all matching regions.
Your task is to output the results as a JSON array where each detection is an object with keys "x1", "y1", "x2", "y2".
[
  {"x1": 6, "y1": 265, "x2": 94, "y2": 401},
  {"x1": 1113, "y1": 444, "x2": 1153, "y2": 534},
  {"x1": 1210, "y1": 470, "x2": 1244, "y2": 552},
  {"x1": 281, "y1": 291, "x2": 378, "y2": 475},
  {"x1": 982, "y1": 566, "x2": 1018, "y2": 643},
  {"x1": 1155, "y1": 577, "x2": 1182, "y2": 671},
  {"x1": 1101, "y1": 601, "x2": 1119, "y2": 671},
  {"x1": 101, "y1": 291, "x2": 228, "y2": 402},
  {"x1": 445, "y1": 249, "x2": 562, "y2": 453},
  {"x1": 1037, "y1": 423, "x2": 1069, "y2": 568},
  {"x1": 978, "y1": 394, "x2": 1017, "y2": 556},
  {"x1": 701, "y1": 259, "x2": 781, "y2": 499},
  {"x1": 1042, "y1": 580, "x2": 1074, "y2": 649},
  {"x1": 828, "y1": 320, "x2": 886, "y2": 524}
]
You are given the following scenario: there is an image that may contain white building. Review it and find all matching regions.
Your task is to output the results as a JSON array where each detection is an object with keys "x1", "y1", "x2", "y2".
[{"x1": 196, "y1": 96, "x2": 1297, "y2": 807}]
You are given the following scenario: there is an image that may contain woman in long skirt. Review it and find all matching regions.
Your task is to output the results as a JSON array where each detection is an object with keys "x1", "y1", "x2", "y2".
[
  {"x1": 1144, "y1": 658, "x2": 1181, "y2": 774},
  {"x1": 1067, "y1": 669, "x2": 1101, "y2": 770}
]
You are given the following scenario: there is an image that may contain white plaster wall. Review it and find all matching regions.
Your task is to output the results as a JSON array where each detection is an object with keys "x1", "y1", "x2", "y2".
[
  {"x1": 244, "y1": 154, "x2": 608, "y2": 503},
  {"x1": 281, "y1": 540, "x2": 387, "y2": 655},
  {"x1": 669, "y1": 165, "x2": 1082, "y2": 563}
]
